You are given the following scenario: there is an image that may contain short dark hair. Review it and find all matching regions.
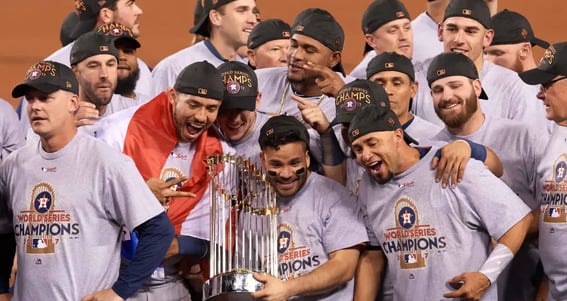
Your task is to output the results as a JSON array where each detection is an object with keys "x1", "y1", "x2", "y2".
[{"x1": 259, "y1": 129, "x2": 307, "y2": 151}]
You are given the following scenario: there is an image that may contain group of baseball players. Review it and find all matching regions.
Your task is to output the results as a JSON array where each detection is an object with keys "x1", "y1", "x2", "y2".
[{"x1": 1, "y1": 0, "x2": 566, "y2": 300}]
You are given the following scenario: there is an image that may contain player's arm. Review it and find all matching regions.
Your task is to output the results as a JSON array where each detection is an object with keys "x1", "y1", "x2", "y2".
[
  {"x1": 251, "y1": 246, "x2": 361, "y2": 300},
  {"x1": 444, "y1": 212, "x2": 532, "y2": 300},
  {"x1": 354, "y1": 247, "x2": 384, "y2": 301},
  {"x1": 82, "y1": 212, "x2": 174, "y2": 301}
]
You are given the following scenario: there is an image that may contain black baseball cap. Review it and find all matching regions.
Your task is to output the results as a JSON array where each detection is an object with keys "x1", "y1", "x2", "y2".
[
  {"x1": 247, "y1": 19, "x2": 291, "y2": 49},
  {"x1": 348, "y1": 104, "x2": 418, "y2": 145},
  {"x1": 174, "y1": 61, "x2": 225, "y2": 101},
  {"x1": 191, "y1": 0, "x2": 237, "y2": 37},
  {"x1": 60, "y1": 12, "x2": 80, "y2": 47},
  {"x1": 291, "y1": 8, "x2": 345, "y2": 75},
  {"x1": 331, "y1": 79, "x2": 390, "y2": 126},
  {"x1": 12, "y1": 61, "x2": 79, "y2": 98},
  {"x1": 519, "y1": 42, "x2": 567, "y2": 85},
  {"x1": 366, "y1": 51, "x2": 415, "y2": 81},
  {"x1": 97, "y1": 22, "x2": 141, "y2": 49},
  {"x1": 258, "y1": 115, "x2": 310, "y2": 149},
  {"x1": 362, "y1": 0, "x2": 410, "y2": 34},
  {"x1": 490, "y1": 9, "x2": 549, "y2": 49},
  {"x1": 427, "y1": 52, "x2": 488, "y2": 99},
  {"x1": 70, "y1": 31, "x2": 120, "y2": 65},
  {"x1": 443, "y1": 0, "x2": 490, "y2": 29},
  {"x1": 70, "y1": 0, "x2": 117, "y2": 40},
  {"x1": 218, "y1": 61, "x2": 258, "y2": 111}
]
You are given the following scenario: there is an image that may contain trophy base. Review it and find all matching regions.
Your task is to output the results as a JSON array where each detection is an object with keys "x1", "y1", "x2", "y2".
[{"x1": 203, "y1": 271, "x2": 263, "y2": 301}]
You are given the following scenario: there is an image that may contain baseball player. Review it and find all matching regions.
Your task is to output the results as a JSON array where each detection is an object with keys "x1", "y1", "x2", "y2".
[
  {"x1": 0, "y1": 100, "x2": 23, "y2": 164},
  {"x1": 97, "y1": 61, "x2": 235, "y2": 300},
  {"x1": 412, "y1": 0, "x2": 542, "y2": 128},
  {"x1": 216, "y1": 61, "x2": 270, "y2": 167},
  {"x1": 520, "y1": 41, "x2": 567, "y2": 301},
  {"x1": 0, "y1": 60, "x2": 172, "y2": 301},
  {"x1": 250, "y1": 115, "x2": 368, "y2": 300},
  {"x1": 350, "y1": 104, "x2": 531, "y2": 300},
  {"x1": 484, "y1": 9, "x2": 554, "y2": 135},
  {"x1": 246, "y1": 19, "x2": 291, "y2": 69},
  {"x1": 428, "y1": 52, "x2": 546, "y2": 300},
  {"x1": 151, "y1": 0, "x2": 257, "y2": 94}
]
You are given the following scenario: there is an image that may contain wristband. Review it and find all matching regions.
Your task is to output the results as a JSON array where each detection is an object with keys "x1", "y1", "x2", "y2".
[
  {"x1": 461, "y1": 139, "x2": 487, "y2": 162},
  {"x1": 320, "y1": 131, "x2": 345, "y2": 166},
  {"x1": 478, "y1": 243, "x2": 514, "y2": 285}
]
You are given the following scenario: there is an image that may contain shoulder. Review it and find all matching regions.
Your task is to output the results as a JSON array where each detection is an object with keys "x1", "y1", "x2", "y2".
[
  {"x1": 153, "y1": 43, "x2": 204, "y2": 71},
  {"x1": 256, "y1": 67, "x2": 287, "y2": 82}
]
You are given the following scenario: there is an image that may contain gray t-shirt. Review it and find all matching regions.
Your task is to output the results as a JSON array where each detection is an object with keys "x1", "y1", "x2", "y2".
[
  {"x1": 537, "y1": 125, "x2": 567, "y2": 301},
  {"x1": 411, "y1": 12, "x2": 444, "y2": 72},
  {"x1": 358, "y1": 147, "x2": 530, "y2": 300},
  {"x1": 0, "y1": 99, "x2": 24, "y2": 163},
  {"x1": 277, "y1": 173, "x2": 368, "y2": 300},
  {"x1": 412, "y1": 60, "x2": 545, "y2": 128},
  {"x1": 432, "y1": 115, "x2": 544, "y2": 209},
  {"x1": 0, "y1": 131, "x2": 163, "y2": 300}
]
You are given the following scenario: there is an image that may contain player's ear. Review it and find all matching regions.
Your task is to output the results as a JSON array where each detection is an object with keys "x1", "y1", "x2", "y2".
[
  {"x1": 304, "y1": 147, "x2": 311, "y2": 169},
  {"x1": 99, "y1": 7, "x2": 113, "y2": 23},
  {"x1": 167, "y1": 88, "x2": 177, "y2": 106},
  {"x1": 329, "y1": 52, "x2": 341, "y2": 70},
  {"x1": 255, "y1": 91, "x2": 262, "y2": 108},
  {"x1": 69, "y1": 92, "x2": 80, "y2": 113},
  {"x1": 247, "y1": 49, "x2": 257, "y2": 68}
]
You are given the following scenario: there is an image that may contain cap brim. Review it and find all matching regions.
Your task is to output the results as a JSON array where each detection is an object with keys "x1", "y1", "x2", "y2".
[
  {"x1": 220, "y1": 97, "x2": 256, "y2": 111},
  {"x1": 69, "y1": 17, "x2": 97, "y2": 40},
  {"x1": 330, "y1": 113, "x2": 355, "y2": 126},
  {"x1": 12, "y1": 83, "x2": 60, "y2": 98},
  {"x1": 519, "y1": 68, "x2": 558, "y2": 86},
  {"x1": 531, "y1": 37, "x2": 550, "y2": 49},
  {"x1": 190, "y1": 15, "x2": 210, "y2": 37}
]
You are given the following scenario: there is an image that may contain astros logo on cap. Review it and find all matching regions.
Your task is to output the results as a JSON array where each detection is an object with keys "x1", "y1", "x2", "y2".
[
  {"x1": 342, "y1": 98, "x2": 358, "y2": 112},
  {"x1": 27, "y1": 69, "x2": 42, "y2": 80},
  {"x1": 227, "y1": 81, "x2": 241, "y2": 94}
]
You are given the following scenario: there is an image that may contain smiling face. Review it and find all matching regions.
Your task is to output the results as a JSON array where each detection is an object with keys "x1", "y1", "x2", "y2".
[
  {"x1": 369, "y1": 70, "x2": 417, "y2": 121},
  {"x1": 430, "y1": 75, "x2": 481, "y2": 129},
  {"x1": 169, "y1": 89, "x2": 221, "y2": 143},
  {"x1": 537, "y1": 76, "x2": 567, "y2": 126},
  {"x1": 261, "y1": 142, "x2": 310, "y2": 197},
  {"x1": 214, "y1": 0, "x2": 258, "y2": 48},
  {"x1": 216, "y1": 108, "x2": 256, "y2": 142},
  {"x1": 439, "y1": 17, "x2": 493, "y2": 67},
  {"x1": 365, "y1": 18, "x2": 413, "y2": 58},
  {"x1": 287, "y1": 33, "x2": 338, "y2": 84},
  {"x1": 351, "y1": 130, "x2": 402, "y2": 184},
  {"x1": 72, "y1": 54, "x2": 118, "y2": 109}
]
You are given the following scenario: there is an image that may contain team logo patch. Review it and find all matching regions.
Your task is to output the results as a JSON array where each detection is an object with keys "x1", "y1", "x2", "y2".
[
  {"x1": 393, "y1": 198, "x2": 427, "y2": 269},
  {"x1": 226, "y1": 81, "x2": 241, "y2": 94},
  {"x1": 543, "y1": 154, "x2": 567, "y2": 224},
  {"x1": 385, "y1": 62, "x2": 394, "y2": 68},
  {"x1": 160, "y1": 167, "x2": 185, "y2": 191},
  {"x1": 342, "y1": 98, "x2": 357, "y2": 112},
  {"x1": 278, "y1": 230, "x2": 292, "y2": 253},
  {"x1": 462, "y1": 9, "x2": 472, "y2": 15},
  {"x1": 27, "y1": 69, "x2": 42, "y2": 80},
  {"x1": 398, "y1": 207, "x2": 416, "y2": 229},
  {"x1": 436, "y1": 69, "x2": 446, "y2": 76},
  {"x1": 555, "y1": 160, "x2": 567, "y2": 183},
  {"x1": 198, "y1": 88, "x2": 208, "y2": 95},
  {"x1": 277, "y1": 223, "x2": 320, "y2": 280},
  {"x1": 351, "y1": 128, "x2": 360, "y2": 137},
  {"x1": 33, "y1": 183, "x2": 54, "y2": 214},
  {"x1": 282, "y1": 31, "x2": 291, "y2": 38},
  {"x1": 396, "y1": 11, "x2": 405, "y2": 18},
  {"x1": 100, "y1": 45, "x2": 109, "y2": 52},
  {"x1": 110, "y1": 28, "x2": 123, "y2": 36}
]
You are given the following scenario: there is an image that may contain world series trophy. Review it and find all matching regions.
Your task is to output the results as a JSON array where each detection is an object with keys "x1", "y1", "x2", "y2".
[{"x1": 204, "y1": 154, "x2": 279, "y2": 301}]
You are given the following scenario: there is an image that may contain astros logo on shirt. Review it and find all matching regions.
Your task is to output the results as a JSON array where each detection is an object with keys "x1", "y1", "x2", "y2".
[
  {"x1": 394, "y1": 198, "x2": 426, "y2": 269},
  {"x1": 160, "y1": 167, "x2": 185, "y2": 191},
  {"x1": 542, "y1": 155, "x2": 567, "y2": 223},
  {"x1": 26, "y1": 183, "x2": 56, "y2": 254}
]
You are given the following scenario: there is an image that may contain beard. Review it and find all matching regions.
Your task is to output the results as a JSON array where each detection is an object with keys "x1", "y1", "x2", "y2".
[
  {"x1": 115, "y1": 67, "x2": 140, "y2": 97},
  {"x1": 435, "y1": 89, "x2": 478, "y2": 129}
]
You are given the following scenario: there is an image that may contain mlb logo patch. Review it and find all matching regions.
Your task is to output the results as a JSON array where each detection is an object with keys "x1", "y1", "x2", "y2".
[
  {"x1": 436, "y1": 69, "x2": 446, "y2": 76},
  {"x1": 396, "y1": 11, "x2": 405, "y2": 18},
  {"x1": 283, "y1": 31, "x2": 291, "y2": 38},
  {"x1": 548, "y1": 207, "x2": 561, "y2": 218},
  {"x1": 404, "y1": 253, "x2": 418, "y2": 264},
  {"x1": 385, "y1": 62, "x2": 394, "y2": 68},
  {"x1": 32, "y1": 238, "x2": 48, "y2": 249},
  {"x1": 198, "y1": 88, "x2": 208, "y2": 95},
  {"x1": 462, "y1": 9, "x2": 472, "y2": 15},
  {"x1": 100, "y1": 45, "x2": 109, "y2": 52}
]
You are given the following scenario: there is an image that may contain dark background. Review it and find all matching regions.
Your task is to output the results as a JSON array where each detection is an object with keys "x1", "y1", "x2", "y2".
[{"x1": 1, "y1": 0, "x2": 564, "y2": 107}]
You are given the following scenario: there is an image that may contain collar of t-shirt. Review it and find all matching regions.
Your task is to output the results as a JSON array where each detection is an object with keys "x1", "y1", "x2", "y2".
[{"x1": 204, "y1": 40, "x2": 229, "y2": 62}]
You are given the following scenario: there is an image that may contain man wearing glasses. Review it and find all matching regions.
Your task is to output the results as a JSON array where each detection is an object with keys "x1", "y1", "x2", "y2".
[{"x1": 520, "y1": 42, "x2": 567, "y2": 301}]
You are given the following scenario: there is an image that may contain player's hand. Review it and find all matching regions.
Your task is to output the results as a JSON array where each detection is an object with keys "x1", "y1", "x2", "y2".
[
  {"x1": 443, "y1": 272, "x2": 490, "y2": 301},
  {"x1": 431, "y1": 140, "x2": 471, "y2": 189},
  {"x1": 75, "y1": 101, "x2": 99, "y2": 127},
  {"x1": 146, "y1": 177, "x2": 196, "y2": 206},
  {"x1": 81, "y1": 288, "x2": 124, "y2": 301},
  {"x1": 303, "y1": 61, "x2": 345, "y2": 97},
  {"x1": 0, "y1": 294, "x2": 12, "y2": 301},
  {"x1": 291, "y1": 94, "x2": 330, "y2": 135},
  {"x1": 250, "y1": 272, "x2": 290, "y2": 301}
]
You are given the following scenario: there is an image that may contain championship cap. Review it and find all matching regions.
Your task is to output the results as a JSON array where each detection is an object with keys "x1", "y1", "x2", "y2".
[
  {"x1": 519, "y1": 42, "x2": 567, "y2": 85},
  {"x1": 426, "y1": 52, "x2": 488, "y2": 99},
  {"x1": 258, "y1": 115, "x2": 310, "y2": 149},
  {"x1": 218, "y1": 61, "x2": 258, "y2": 111},
  {"x1": 12, "y1": 61, "x2": 79, "y2": 98},
  {"x1": 331, "y1": 79, "x2": 390, "y2": 126},
  {"x1": 247, "y1": 19, "x2": 291, "y2": 49},
  {"x1": 443, "y1": 0, "x2": 490, "y2": 29},
  {"x1": 490, "y1": 9, "x2": 549, "y2": 49},
  {"x1": 60, "y1": 12, "x2": 80, "y2": 46},
  {"x1": 70, "y1": 0, "x2": 117, "y2": 40},
  {"x1": 96, "y1": 22, "x2": 141, "y2": 49},
  {"x1": 366, "y1": 51, "x2": 415, "y2": 81},
  {"x1": 291, "y1": 8, "x2": 345, "y2": 74},
  {"x1": 348, "y1": 104, "x2": 418, "y2": 145},
  {"x1": 174, "y1": 61, "x2": 225, "y2": 101},
  {"x1": 362, "y1": 0, "x2": 410, "y2": 34},
  {"x1": 70, "y1": 31, "x2": 120, "y2": 65},
  {"x1": 191, "y1": 0, "x2": 238, "y2": 37}
]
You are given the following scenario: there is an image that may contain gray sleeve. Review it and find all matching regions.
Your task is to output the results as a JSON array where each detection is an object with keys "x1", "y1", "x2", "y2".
[
  {"x1": 103, "y1": 155, "x2": 164, "y2": 231},
  {"x1": 0, "y1": 162, "x2": 13, "y2": 234},
  {"x1": 321, "y1": 188, "x2": 369, "y2": 254},
  {"x1": 0, "y1": 100, "x2": 24, "y2": 162},
  {"x1": 454, "y1": 160, "x2": 531, "y2": 240}
]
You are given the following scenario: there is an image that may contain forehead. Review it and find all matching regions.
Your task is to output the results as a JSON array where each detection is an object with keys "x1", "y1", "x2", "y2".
[
  {"x1": 376, "y1": 18, "x2": 411, "y2": 33},
  {"x1": 263, "y1": 142, "x2": 307, "y2": 160},
  {"x1": 258, "y1": 39, "x2": 290, "y2": 50},
  {"x1": 352, "y1": 130, "x2": 393, "y2": 146},
  {"x1": 443, "y1": 16, "x2": 485, "y2": 29},
  {"x1": 223, "y1": 0, "x2": 256, "y2": 10},
  {"x1": 80, "y1": 54, "x2": 117, "y2": 65},
  {"x1": 291, "y1": 33, "x2": 329, "y2": 51},
  {"x1": 370, "y1": 70, "x2": 411, "y2": 81},
  {"x1": 178, "y1": 93, "x2": 220, "y2": 106},
  {"x1": 431, "y1": 75, "x2": 470, "y2": 87},
  {"x1": 484, "y1": 43, "x2": 520, "y2": 53}
]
